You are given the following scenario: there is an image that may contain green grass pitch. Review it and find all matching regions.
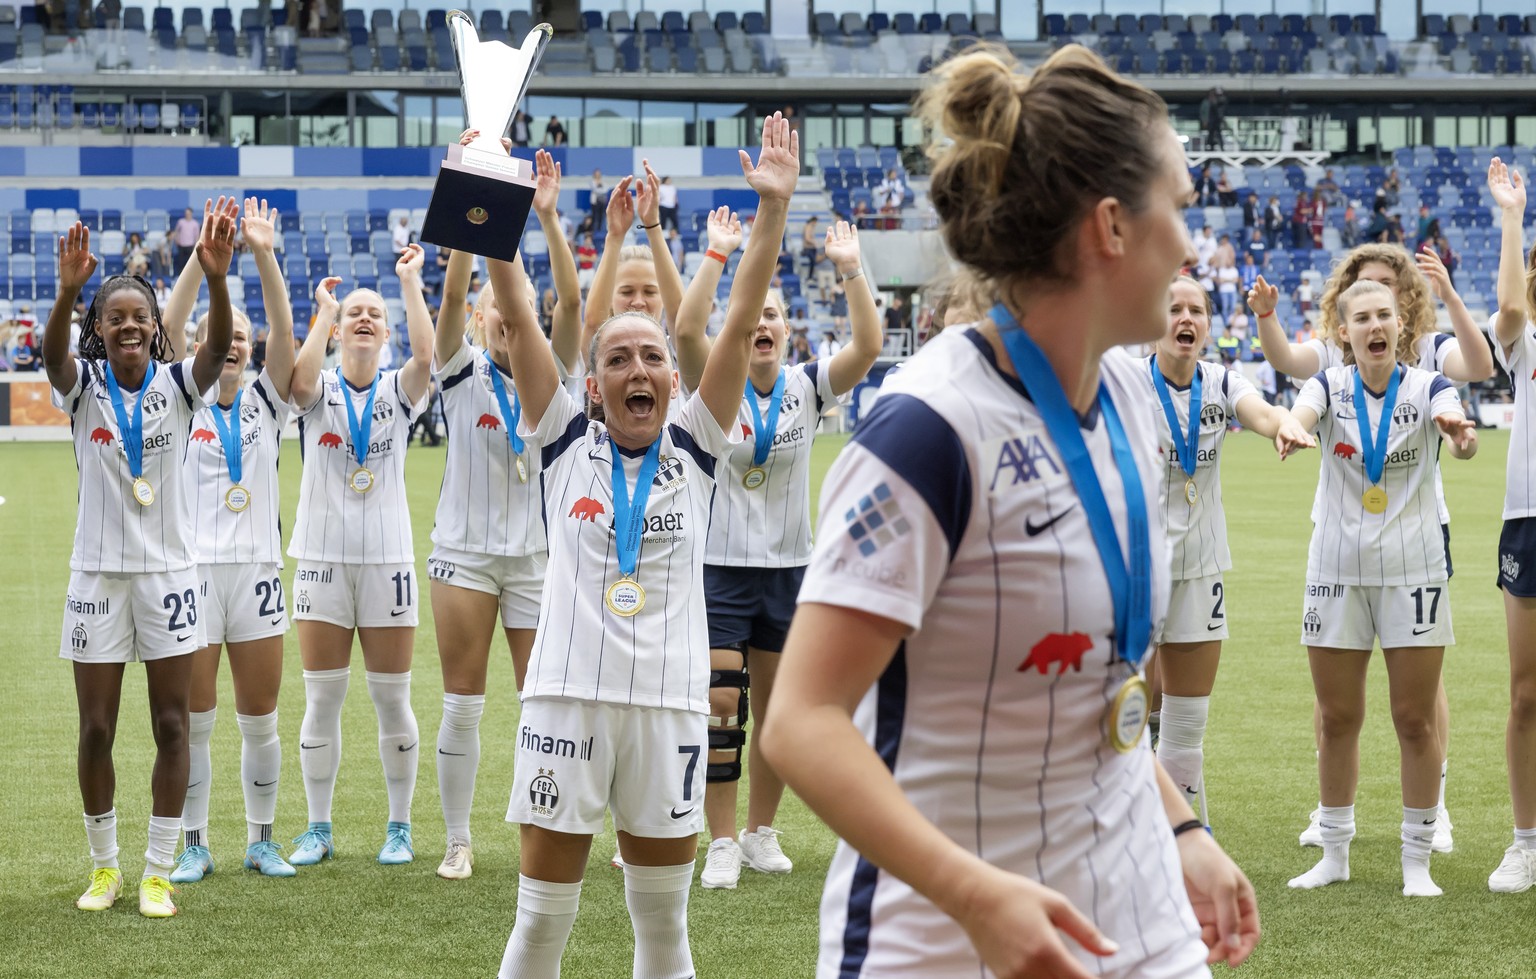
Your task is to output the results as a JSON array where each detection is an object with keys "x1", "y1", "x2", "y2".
[{"x1": 4, "y1": 428, "x2": 1536, "y2": 977}]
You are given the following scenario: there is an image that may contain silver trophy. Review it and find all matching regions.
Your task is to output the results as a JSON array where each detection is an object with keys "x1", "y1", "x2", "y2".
[{"x1": 420, "y1": 15, "x2": 553, "y2": 262}]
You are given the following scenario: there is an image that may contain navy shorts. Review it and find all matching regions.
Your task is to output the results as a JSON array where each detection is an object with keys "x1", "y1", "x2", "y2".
[
  {"x1": 704, "y1": 565, "x2": 806, "y2": 653},
  {"x1": 1498, "y1": 518, "x2": 1536, "y2": 597}
]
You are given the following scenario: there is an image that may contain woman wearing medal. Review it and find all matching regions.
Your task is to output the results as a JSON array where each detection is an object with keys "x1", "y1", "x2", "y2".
[
  {"x1": 487, "y1": 113, "x2": 793, "y2": 979},
  {"x1": 426, "y1": 145, "x2": 583, "y2": 881},
  {"x1": 1277, "y1": 278, "x2": 1476, "y2": 897},
  {"x1": 43, "y1": 204, "x2": 239, "y2": 917},
  {"x1": 1139, "y1": 276, "x2": 1312, "y2": 831},
  {"x1": 761, "y1": 46, "x2": 1257, "y2": 979},
  {"x1": 285, "y1": 243, "x2": 437, "y2": 867},
  {"x1": 667, "y1": 215, "x2": 882, "y2": 889},
  {"x1": 169, "y1": 198, "x2": 300, "y2": 885}
]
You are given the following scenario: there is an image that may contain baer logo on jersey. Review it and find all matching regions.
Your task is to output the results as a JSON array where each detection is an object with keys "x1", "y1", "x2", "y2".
[
  {"x1": 192, "y1": 428, "x2": 218, "y2": 444},
  {"x1": 1017, "y1": 632, "x2": 1093, "y2": 675},
  {"x1": 843, "y1": 482, "x2": 910, "y2": 557},
  {"x1": 653, "y1": 455, "x2": 687, "y2": 491},
  {"x1": 89, "y1": 427, "x2": 114, "y2": 446},
  {"x1": 529, "y1": 768, "x2": 559, "y2": 816}
]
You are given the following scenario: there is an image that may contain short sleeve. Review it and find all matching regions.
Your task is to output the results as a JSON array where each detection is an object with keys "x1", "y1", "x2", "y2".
[
  {"x1": 675, "y1": 389, "x2": 744, "y2": 459},
  {"x1": 520, "y1": 383, "x2": 581, "y2": 447},
  {"x1": 433, "y1": 342, "x2": 475, "y2": 384},
  {"x1": 166, "y1": 358, "x2": 215, "y2": 411},
  {"x1": 252, "y1": 369, "x2": 293, "y2": 424},
  {"x1": 1295, "y1": 375, "x2": 1329, "y2": 429},
  {"x1": 50, "y1": 357, "x2": 90, "y2": 412},
  {"x1": 1492, "y1": 312, "x2": 1534, "y2": 376},
  {"x1": 1303, "y1": 337, "x2": 1340, "y2": 371},
  {"x1": 1428, "y1": 374, "x2": 1463, "y2": 417},
  {"x1": 1431, "y1": 334, "x2": 1459, "y2": 373},
  {"x1": 390, "y1": 368, "x2": 429, "y2": 423},
  {"x1": 1222, "y1": 365, "x2": 1259, "y2": 412}
]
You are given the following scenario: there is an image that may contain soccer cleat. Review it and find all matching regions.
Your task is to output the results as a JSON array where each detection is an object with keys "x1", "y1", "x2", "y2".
[
  {"x1": 739, "y1": 826, "x2": 793, "y2": 874},
  {"x1": 139, "y1": 875, "x2": 178, "y2": 918},
  {"x1": 700, "y1": 838, "x2": 742, "y2": 890},
  {"x1": 611, "y1": 851, "x2": 624, "y2": 869},
  {"x1": 290, "y1": 823, "x2": 335, "y2": 866},
  {"x1": 75, "y1": 867, "x2": 123, "y2": 911},
  {"x1": 244, "y1": 841, "x2": 297, "y2": 878},
  {"x1": 1433, "y1": 807, "x2": 1454, "y2": 854},
  {"x1": 1489, "y1": 844, "x2": 1536, "y2": 893},
  {"x1": 437, "y1": 838, "x2": 473, "y2": 880},
  {"x1": 169, "y1": 844, "x2": 214, "y2": 884},
  {"x1": 378, "y1": 822, "x2": 413, "y2": 865},
  {"x1": 1299, "y1": 808, "x2": 1323, "y2": 848}
]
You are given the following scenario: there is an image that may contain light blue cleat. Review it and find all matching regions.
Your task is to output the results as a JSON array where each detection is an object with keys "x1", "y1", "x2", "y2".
[
  {"x1": 244, "y1": 840, "x2": 298, "y2": 877},
  {"x1": 378, "y1": 822, "x2": 413, "y2": 865},
  {"x1": 290, "y1": 822, "x2": 334, "y2": 866},
  {"x1": 169, "y1": 844, "x2": 214, "y2": 884}
]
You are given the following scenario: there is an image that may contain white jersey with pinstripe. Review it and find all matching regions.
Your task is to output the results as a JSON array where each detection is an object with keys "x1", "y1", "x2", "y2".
[
  {"x1": 800, "y1": 328, "x2": 1202, "y2": 978},
  {"x1": 183, "y1": 369, "x2": 290, "y2": 566},
  {"x1": 287, "y1": 367, "x2": 426, "y2": 565},
  {"x1": 55, "y1": 357, "x2": 214, "y2": 573},
  {"x1": 1136, "y1": 357, "x2": 1258, "y2": 580},
  {"x1": 1294, "y1": 364, "x2": 1460, "y2": 585},
  {"x1": 1491, "y1": 314, "x2": 1536, "y2": 520}
]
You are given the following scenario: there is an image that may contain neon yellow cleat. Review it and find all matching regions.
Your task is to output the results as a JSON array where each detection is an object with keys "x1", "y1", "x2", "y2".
[
  {"x1": 76, "y1": 867, "x2": 123, "y2": 911},
  {"x1": 139, "y1": 875, "x2": 178, "y2": 918}
]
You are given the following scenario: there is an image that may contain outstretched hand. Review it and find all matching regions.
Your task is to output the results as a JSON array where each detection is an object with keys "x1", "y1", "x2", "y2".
[
  {"x1": 315, "y1": 275, "x2": 342, "y2": 328},
  {"x1": 1435, "y1": 413, "x2": 1477, "y2": 452},
  {"x1": 705, "y1": 205, "x2": 743, "y2": 255},
  {"x1": 1245, "y1": 275, "x2": 1279, "y2": 319},
  {"x1": 195, "y1": 196, "x2": 241, "y2": 279},
  {"x1": 1489, "y1": 156, "x2": 1527, "y2": 212},
  {"x1": 636, "y1": 159, "x2": 662, "y2": 227},
  {"x1": 58, "y1": 222, "x2": 99, "y2": 293},
  {"x1": 396, "y1": 242, "x2": 425, "y2": 280},
  {"x1": 740, "y1": 112, "x2": 800, "y2": 203},
  {"x1": 242, "y1": 196, "x2": 278, "y2": 254},
  {"x1": 824, "y1": 220, "x2": 862, "y2": 275},
  {"x1": 606, "y1": 174, "x2": 636, "y2": 237},
  {"x1": 532, "y1": 148, "x2": 562, "y2": 217}
]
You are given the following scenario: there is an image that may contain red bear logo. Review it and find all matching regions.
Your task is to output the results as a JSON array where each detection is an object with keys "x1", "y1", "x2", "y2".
[
  {"x1": 740, "y1": 422, "x2": 752, "y2": 439},
  {"x1": 1017, "y1": 632, "x2": 1094, "y2": 675},
  {"x1": 1332, "y1": 442, "x2": 1358, "y2": 460},
  {"x1": 191, "y1": 428, "x2": 218, "y2": 443},
  {"x1": 569, "y1": 497, "x2": 605, "y2": 522},
  {"x1": 89, "y1": 427, "x2": 114, "y2": 445},
  {"x1": 318, "y1": 432, "x2": 344, "y2": 450},
  {"x1": 477, "y1": 413, "x2": 501, "y2": 430}
]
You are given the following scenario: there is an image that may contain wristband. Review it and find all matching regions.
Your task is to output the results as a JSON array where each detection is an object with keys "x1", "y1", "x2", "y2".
[
  {"x1": 841, "y1": 268, "x2": 865, "y2": 283},
  {"x1": 1172, "y1": 819, "x2": 1205, "y2": 838},
  {"x1": 641, "y1": 221, "x2": 661, "y2": 230},
  {"x1": 705, "y1": 249, "x2": 729, "y2": 265},
  {"x1": 1257, "y1": 310, "x2": 1277, "y2": 320}
]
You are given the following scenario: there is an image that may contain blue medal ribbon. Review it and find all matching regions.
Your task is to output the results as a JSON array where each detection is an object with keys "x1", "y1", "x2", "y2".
[
  {"x1": 609, "y1": 436, "x2": 663, "y2": 580},
  {"x1": 341, "y1": 370, "x2": 381, "y2": 467},
  {"x1": 1149, "y1": 355, "x2": 1201, "y2": 480},
  {"x1": 103, "y1": 360, "x2": 157, "y2": 480},
  {"x1": 207, "y1": 388, "x2": 244, "y2": 485},
  {"x1": 745, "y1": 369, "x2": 786, "y2": 467},
  {"x1": 1352, "y1": 366, "x2": 1400, "y2": 486},
  {"x1": 991, "y1": 304, "x2": 1152, "y2": 668},
  {"x1": 487, "y1": 360, "x2": 526, "y2": 457}
]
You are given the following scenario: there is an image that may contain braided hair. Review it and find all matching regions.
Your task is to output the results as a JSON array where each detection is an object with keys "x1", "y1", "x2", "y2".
[{"x1": 76, "y1": 275, "x2": 174, "y2": 364}]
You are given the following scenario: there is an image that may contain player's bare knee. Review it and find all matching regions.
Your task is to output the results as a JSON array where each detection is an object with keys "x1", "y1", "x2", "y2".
[
  {"x1": 1389, "y1": 708, "x2": 1434, "y2": 747},
  {"x1": 1512, "y1": 685, "x2": 1536, "y2": 730},
  {"x1": 77, "y1": 716, "x2": 116, "y2": 757},
  {"x1": 1317, "y1": 704, "x2": 1365, "y2": 740},
  {"x1": 148, "y1": 707, "x2": 188, "y2": 749}
]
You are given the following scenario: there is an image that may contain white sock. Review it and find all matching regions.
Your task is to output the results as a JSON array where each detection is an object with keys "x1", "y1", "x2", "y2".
[
  {"x1": 367, "y1": 671, "x2": 418, "y2": 825},
  {"x1": 1438, "y1": 760, "x2": 1448, "y2": 812},
  {"x1": 300, "y1": 668, "x2": 350, "y2": 824},
  {"x1": 437, "y1": 692, "x2": 484, "y2": 844},
  {"x1": 1515, "y1": 827, "x2": 1536, "y2": 850},
  {"x1": 1289, "y1": 805, "x2": 1353, "y2": 889},
  {"x1": 1156, "y1": 694, "x2": 1209, "y2": 806},
  {"x1": 182, "y1": 707, "x2": 217, "y2": 846},
  {"x1": 499, "y1": 875, "x2": 582, "y2": 979},
  {"x1": 145, "y1": 815, "x2": 180, "y2": 879},
  {"x1": 237, "y1": 710, "x2": 280, "y2": 844},
  {"x1": 624, "y1": 862, "x2": 696, "y2": 979},
  {"x1": 1402, "y1": 805, "x2": 1442, "y2": 897},
  {"x1": 84, "y1": 809, "x2": 119, "y2": 870}
]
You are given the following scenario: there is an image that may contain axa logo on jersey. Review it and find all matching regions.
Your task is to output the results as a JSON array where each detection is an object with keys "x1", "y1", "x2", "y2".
[{"x1": 988, "y1": 433, "x2": 1063, "y2": 491}]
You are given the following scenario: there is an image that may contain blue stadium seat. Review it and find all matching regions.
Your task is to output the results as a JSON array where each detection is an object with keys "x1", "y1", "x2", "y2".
[
  {"x1": 675, "y1": 46, "x2": 696, "y2": 72},
  {"x1": 661, "y1": 11, "x2": 683, "y2": 33},
  {"x1": 78, "y1": 210, "x2": 98, "y2": 231},
  {"x1": 581, "y1": 10, "x2": 601, "y2": 31},
  {"x1": 867, "y1": 12, "x2": 889, "y2": 33},
  {"x1": 425, "y1": 8, "x2": 447, "y2": 32},
  {"x1": 101, "y1": 210, "x2": 121, "y2": 231},
  {"x1": 151, "y1": 6, "x2": 172, "y2": 31},
  {"x1": 714, "y1": 12, "x2": 737, "y2": 32},
  {"x1": 1043, "y1": 14, "x2": 1065, "y2": 36},
  {"x1": 379, "y1": 44, "x2": 399, "y2": 71},
  {"x1": 405, "y1": 45, "x2": 427, "y2": 71},
  {"x1": 741, "y1": 11, "x2": 765, "y2": 34}
]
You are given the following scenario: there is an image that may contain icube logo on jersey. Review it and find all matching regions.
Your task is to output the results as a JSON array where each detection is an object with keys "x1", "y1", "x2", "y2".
[{"x1": 844, "y1": 482, "x2": 910, "y2": 557}]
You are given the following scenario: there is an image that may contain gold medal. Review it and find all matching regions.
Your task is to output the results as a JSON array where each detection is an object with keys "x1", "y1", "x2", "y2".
[
  {"x1": 605, "y1": 577, "x2": 646, "y2": 617},
  {"x1": 1362, "y1": 485, "x2": 1388, "y2": 514},
  {"x1": 516, "y1": 456, "x2": 529, "y2": 484},
  {"x1": 742, "y1": 466, "x2": 767, "y2": 490},
  {"x1": 1183, "y1": 477, "x2": 1198, "y2": 507},
  {"x1": 224, "y1": 484, "x2": 251, "y2": 513},
  {"x1": 349, "y1": 466, "x2": 375, "y2": 494},
  {"x1": 1107, "y1": 674, "x2": 1150, "y2": 753},
  {"x1": 131, "y1": 477, "x2": 155, "y2": 507}
]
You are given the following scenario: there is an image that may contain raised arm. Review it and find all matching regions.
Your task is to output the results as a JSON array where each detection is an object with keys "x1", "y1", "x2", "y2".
[
  {"x1": 288, "y1": 276, "x2": 340, "y2": 411},
  {"x1": 395, "y1": 243, "x2": 434, "y2": 405},
  {"x1": 1491, "y1": 157, "x2": 1530, "y2": 353},
  {"x1": 582, "y1": 174, "x2": 636, "y2": 350},
  {"x1": 242, "y1": 197, "x2": 296, "y2": 400},
  {"x1": 1248, "y1": 274, "x2": 1321, "y2": 377},
  {"x1": 42, "y1": 222, "x2": 95, "y2": 395},
  {"x1": 1416, "y1": 244, "x2": 1494, "y2": 381},
  {"x1": 1278, "y1": 401, "x2": 1322, "y2": 460},
  {"x1": 488, "y1": 253, "x2": 560, "y2": 430},
  {"x1": 161, "y1": 198, "x2": 214, "y2": 359},
  {"x1": 823, "y1": 220, "x2": 882, "y2": 395},
  {"x1": 636, "y1": 159, "x2": 684, "y2": 331},
  {"x1": 672, "y1": 205, "x2": 741, "y2": 391},
  {"x1": 696, "y1": 113, "x2": 798, "y2": 433},
  {"x1": 1234, "y1": 389, "x2": 1314, "y2": 450},
  {"x1": 1435, "y1": 412, "x2": 1479, "y2": 461},
  {"x1": 434, "y1": 248, "x2": 473, "y2": 368},
  {"x1": 189, "y1": 197, "x2": 240, "y2": 393},
  {"x1": 531, "y1": 148, "x2": 583, "y2": 372}
]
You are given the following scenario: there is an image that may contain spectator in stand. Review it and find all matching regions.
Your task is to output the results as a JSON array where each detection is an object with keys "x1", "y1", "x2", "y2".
[
  {"x1": 1200, "y1": 85, "x2": 1227, "y2": 149},
  {"x1": 1243, "y1": 190, "x2": 1260, "y2": 229},
  {"x1": 657, "y1": 175, "x2": 678, "y2": 232},
  {"x1": 829, "y1": 279, "x2": 848, "y2": 332},
  {"x1": 1309, "y1": 188, "x2": 1327, "y2": 249},
  {"x1": 540, "y1": 285, "x2": 558, "y2": 335},
  {"x1": 786, "y1": 305, "x2": 814, "y2": 344},
  {"x1": 1216, "y1": 255, "x2": 1240, "y2": 323},
  {"x1": 9, "y1": 328, "x2": 39, "y2": 370},
  {"x1": 250, "y1": 325, "x2": 268, "y2": 373},
  {"x1": 589, "y1": 169, "x2": 606, "y2": 237},
  {"x1": 875, "y1": 169, "x2": 906, "y2": 230},
  {"x1": 172, "y1": 207, "x2": 201, "y2": 273},
  {"x1": 123, "y1": 232, "x2": 151, "y2": 277},
  {"x1": 787, "y1": 333, "x2": 814, "y2": 366},
  {"x1": 1380, "y1": 167, "x2": 1401, "y2": 207},
  {"x1": 1195, "y1": 225, "x2": 1217, "y2": 269},
  {"x1": 1291, "y1": 194, "x2": 1311, "y2": 249},
  {"x1": 393, "y1": 216, "x2": 412, "y2": 253},
  {"x1": 850, "y1": 198, "x2": 874, "y2": 230},
  {"x1": 1239, "y1": 251, "x2": 1260, "y2": 293},
  {"x1": 1416, "y1": 204, "x2": 1435, "y2": 249},
  {"x1": 885, "y1": 294, "x2": 908, "y2": 350},
  {"x1": 153, "y1": 276, "x2": 170, "y2": 308},
  {"x1": 542, "y1": 114, "x2": 566, "y2": 146},
  {"x1": 511, "y1": 110, "x2": 532, "y2": 147},
  {"x1": 1246, "y1": 226, "x2": 1267, "y2": 265},
  {"x1": 1340, "y1": 201, "x2": 1360, "y2": 248},
  {"x1": 1264, "y1": 194, "x2": 1284, "y2": 250},
  {"x1": 1196, "y1": 163, "x2": 1219, "y2": 206},
  {"x1": 667, "y1": 227, "x2": 684, "y2": 270},
  {"x1": 575, "y1": 232, "x2": 597, "y2": 291},
  {"x1": 815, "y1": 327, "x2": 842, "y2": 361},
  {"x1": 1215, "y1": 232, "x2": 1236, "y2": 270},
  {"x1": 1216, "y1": 165, "x2": 1237, "y2": 207},
  {"x1": 1435, "y1": 234, "x2": 1458, "y2": 288},
  {"x1": 1216, "y1": 322, "x2": 1240, "y2": 365},
  {"x1": 1256, "y1": 357, "x2": 1278, "y2": 405},
  {"x1": 1364, "y1": 198, "x2": 1393, "y2": 242},
  {"x1": 800, "y1": 216, "x2": 821, "y2": 274},
  {"x1": 1317, "y1": 168, "x2": 1344, "y2": 208}
]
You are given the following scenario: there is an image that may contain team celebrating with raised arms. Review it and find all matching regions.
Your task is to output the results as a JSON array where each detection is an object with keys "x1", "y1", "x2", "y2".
[{"x1": 40, "y1": 41, "x2": 1536, "y2": 978}]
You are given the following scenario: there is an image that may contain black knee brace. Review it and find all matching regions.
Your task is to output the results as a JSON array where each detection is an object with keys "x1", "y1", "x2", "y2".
[{"x1": 706, "y1": 665, "x2": 749, "y2": 783}]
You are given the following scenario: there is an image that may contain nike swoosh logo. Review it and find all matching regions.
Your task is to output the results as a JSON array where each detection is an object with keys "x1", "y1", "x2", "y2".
[
  {"x1": 669, "y1": 807, "x2": 695, "y2": 820},
  {"x1": 437, "y1": 749, "x2": 466, "y2": 756},
  {"x1": 398, "y1": 742, "x2": 417, "y2": 752},
  {"x1": 1207, "y1": 623, "x2": 1223, "y2": 631},
  {"x1": 1412, "y1": 626, "x2": 1435, "y2": 636},
  {"x1": 269, "y1": 617, "x2": 283, "y2": 625},
  {"x1": 1422, "y1": 818, "x2": 1437, "y2": 824},
  {"x1": 300, "y1": 742, "x2": 328, "y2": 750},
  {"x1": 253, "y1": 779, "x2": 277, "y2": 787},
  {"x1": 186, "y1": 781, "x2": 201, "y2": 789},
  {"x1": 175, "y1": 633, "x2": 194, "y2": 643},
  {"x1": 390, "y1": 609, "x2": 408, "y2": 617},
  {"x1": 1025, "y1": 505, "x2": 1077, "y2": 537}
]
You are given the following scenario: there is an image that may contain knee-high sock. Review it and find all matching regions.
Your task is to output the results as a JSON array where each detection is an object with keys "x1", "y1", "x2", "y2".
[
  {"x1": 180, "y1": 708, "x2": 217, "y2": 846},
  {"x1": 236, "y1": 710, "x2": 281, "y2": 844},
  {"x1": 624, "y1": 862, "x2": 696, "y2": 979},
  {"x1": 499, "y1": 875, "x2": 582, "y2": 979},
  {"x1": 299, "y1": 668, "x2": 349, "y2": 825},
  {"x1": 367, "y1": 670, "x2": 418, "y2": 825},
  {"x1": 145, "y1": 814, "x2": 179, "y2": 879},
  {"x1": 437, "y1": 692, "x2": 484, "y2": 843},
  {"x1": 1155, "y1": 694, "x2": 1208, "y2": 803},
  {"x1": 84, "y1": 809, "x2": 118, "y2": 870}
]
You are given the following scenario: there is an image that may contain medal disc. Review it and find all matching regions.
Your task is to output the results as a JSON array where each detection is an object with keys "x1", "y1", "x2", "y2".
[
  {"x1": 1183, "y1": 477, "x2": 1198, "y2": 507},
  {"x1": 1362, "y1": 485, "x2": 1388, "y2": 514},
  {"x1": 742, "y1": 466, "x2": 767, "y2": 490},
  {"x1": 224, "y1": 484, "x2": 251, "y2": 513},
  {"x1": 1107, "y1": 675, "x2": 1150, "y2": 753},
  {"x1": 132, "y1": 477, "x2": 155, "y2": 507},
  {"x1": 605, "y1": 578, "x2": 646, "y2": 617},
  {"x1": 516, "y1": 456, "x2": 529, "y2": 484},
  {"x1": 349, "y1": 467, "x2": 375, "y2": 494}
]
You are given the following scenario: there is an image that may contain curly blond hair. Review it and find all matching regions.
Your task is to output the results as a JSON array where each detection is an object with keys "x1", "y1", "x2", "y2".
[{"x1": 1316, "y1": 244, "x2": 1434, "y2": 365}]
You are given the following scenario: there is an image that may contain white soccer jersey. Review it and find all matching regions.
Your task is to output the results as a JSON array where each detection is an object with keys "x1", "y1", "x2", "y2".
[
  {"x1": 1137, "y1": 357, "x2": 1259, "y2": 579},
  {"x1": 801, "y1": 329, "x2": 1199, "y2": 977},
  {"x1": 705, "y1": 362, "x2": 847, "y2": 567},
  {"x1": 1296, "y1": 365, "x2": 1460, "y2": 585},
  {"x1": 183, "y1": 370, "x2": 291, "y2": 566},
  {"x1": 432, "y1": 345, "x2": 546, "y2": 558},
  {"x1": 287, "y1": 368, "x2": 426, "y2": 565},
  {"x1": 56, "y1": 357, "x2": 214, "y2": 573},
  {"x1": 519, "y1": 386, "x2": 740, "y2": 714},
  {"x1": 1492, "y1": 315, "x2": 1536, "y2": 520}
]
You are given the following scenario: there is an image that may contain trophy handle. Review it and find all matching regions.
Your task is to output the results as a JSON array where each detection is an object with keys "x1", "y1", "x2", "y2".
[{"x1": 447, "y1": 11, "x2": 553, "y2": 148}]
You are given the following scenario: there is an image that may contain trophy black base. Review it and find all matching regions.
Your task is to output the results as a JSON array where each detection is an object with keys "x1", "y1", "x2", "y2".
[{"x1": 420, "y1": 146, "x2": 538, "y2": 264}]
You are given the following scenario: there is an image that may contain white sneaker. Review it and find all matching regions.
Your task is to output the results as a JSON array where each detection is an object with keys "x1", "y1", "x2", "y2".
[
  {"x1": 1299, "y1": 808, "x2": 1323, "y2": 848},
  {"x1": 437, "y1": 838, "x2": 473, "y2": 880},
  {"x1": 1489, "y1": 844, "x2": 1536, "y2": 893},
  {"x1": 700, "y1": 838, "x2": 741, "y2": 890},
  {"x1": 1432, "y1": 807, "x2": 1453, "y2": 854},
  {"x1": 739, "y1": 825, "x2": 793, "y2": 874}
]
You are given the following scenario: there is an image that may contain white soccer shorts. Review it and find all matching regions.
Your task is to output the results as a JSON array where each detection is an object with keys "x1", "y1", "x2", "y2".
[
  {"x1": 60, "y1": 568, "x2": 206, "y2": 663},
  {"x1": 1299, "y1": 580, "x2": 1455, "y2": 649},
  {"x1": 199, "y1": 562, "x2": 289, "y2": 645},
  {"x1": 426, "y1": 545, "x2": 544, "y2": 630},
  {"x1": 1156, "y1": 572, "x2": 1229, "y2": 644},
  {"x1": 291, "y1": 560, "x2": 419, "y2": 629}
]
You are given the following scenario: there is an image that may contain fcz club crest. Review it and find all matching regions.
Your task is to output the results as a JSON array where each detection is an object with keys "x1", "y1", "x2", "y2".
[{"x1": 529, "y1": 768, "x2": 559, "y2": 816}]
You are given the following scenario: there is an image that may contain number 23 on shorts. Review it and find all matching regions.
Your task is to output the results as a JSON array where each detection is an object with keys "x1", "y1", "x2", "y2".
[{"x1": 164, "y1": 588, "x2": 197, "y2": 639}]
